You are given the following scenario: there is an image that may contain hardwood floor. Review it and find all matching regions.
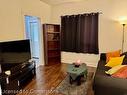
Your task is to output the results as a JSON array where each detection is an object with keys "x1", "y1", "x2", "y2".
[
  {"x1": 17, "y1": 63, "x2": 96, "y2": 95},
  {"x1": 87, "y1": 67, "x2": 95, "y2": 95}
]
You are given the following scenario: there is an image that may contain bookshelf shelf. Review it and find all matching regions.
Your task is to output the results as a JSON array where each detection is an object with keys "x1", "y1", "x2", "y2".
[{"x1": 43, "y1": 24, "x2": 60, "y2": 65}]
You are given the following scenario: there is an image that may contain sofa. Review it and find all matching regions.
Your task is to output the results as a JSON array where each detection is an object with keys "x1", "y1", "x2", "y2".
[{"x1": 93, "y1": 53, "x2": 127, "y2": 95}]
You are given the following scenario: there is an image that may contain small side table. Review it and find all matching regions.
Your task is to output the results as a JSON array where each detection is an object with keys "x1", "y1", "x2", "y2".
[{"x1": 67, "y1": 63, "x2": 87, "y2": 85}]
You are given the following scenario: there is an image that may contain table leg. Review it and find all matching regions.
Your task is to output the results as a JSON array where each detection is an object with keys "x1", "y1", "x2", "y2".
[
  {"x1": 69, "y1": 76, "x2": 73, "y2": 84},
  {"x1": 77, "y1": 76, "x2": 81, "y2": 85}
]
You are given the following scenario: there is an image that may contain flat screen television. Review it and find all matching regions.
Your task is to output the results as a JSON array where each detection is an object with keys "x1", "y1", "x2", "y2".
[{"x1": 0, "y1": 39, "x2": 31, "y2": 64}]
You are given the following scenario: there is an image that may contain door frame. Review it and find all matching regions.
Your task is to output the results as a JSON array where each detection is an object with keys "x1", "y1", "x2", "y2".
[{"x1": 24, "y1": 15, "x2": 44, "y2": 66}]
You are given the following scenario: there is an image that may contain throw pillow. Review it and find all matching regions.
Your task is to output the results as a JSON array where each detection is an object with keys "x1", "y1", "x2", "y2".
[
  {"x1": 112, "y1": 66, "x2": 127, "y2": 78},
  {"x1": 106, "y1": 50, "x2": 121, "y2": 62},
  {"x1": 105, "y1": 55, "x2": 125, "y2": 67},
  {"x1": 105, "y1": 65, "x2": 126, "y2": 75}
]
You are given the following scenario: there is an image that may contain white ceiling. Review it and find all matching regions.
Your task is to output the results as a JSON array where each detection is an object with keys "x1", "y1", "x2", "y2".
[{"x1": 41, "y1": 0, "x2": 84, "y2": 5}]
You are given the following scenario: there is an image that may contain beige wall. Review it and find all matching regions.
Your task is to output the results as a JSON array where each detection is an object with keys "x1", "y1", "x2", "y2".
[
  {"x1": 0, "y1": 0, "x2": 23, "y2": 41},
  {"x1": 1, "y1": 0, "x2": 127, "y2": 66},
  {"x1": 51, "y1": 0, "x2": 127, "y2": 67},
  {"x1": 0, "y1": 0, "x2": 51, "y2": 65},
  {"x1": 0, "y1": 0, "x2": 51, "y2": 41}
]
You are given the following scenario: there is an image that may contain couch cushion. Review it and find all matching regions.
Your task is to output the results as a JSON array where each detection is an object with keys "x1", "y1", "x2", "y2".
[
  {"x1": 106, "y1": 50, "x2": 121, "y2": 62},
  {"x1": 105, "y1": 65, "x2": 126, "y2": 75},
  {"x1": 112, "y1": 66, "x2": 127, "y2": 78},
  {"x1": 105, "y1": 56, "x2": 125, "y2": 67}
]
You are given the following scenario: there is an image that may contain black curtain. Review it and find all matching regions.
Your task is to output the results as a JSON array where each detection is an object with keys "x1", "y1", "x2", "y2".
[{"x1": 61, "y1": 13, "x2": 99, "y2": 54}]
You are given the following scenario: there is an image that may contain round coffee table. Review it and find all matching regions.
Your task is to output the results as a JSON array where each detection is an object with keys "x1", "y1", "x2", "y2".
[{"x1": 67, "y1": 63, "x2": 87, "y2": 85}]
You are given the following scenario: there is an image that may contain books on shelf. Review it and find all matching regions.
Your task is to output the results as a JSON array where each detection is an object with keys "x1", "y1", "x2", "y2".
[{"x1": 43, "y1": 24, "x2": 60, "y2": 65}]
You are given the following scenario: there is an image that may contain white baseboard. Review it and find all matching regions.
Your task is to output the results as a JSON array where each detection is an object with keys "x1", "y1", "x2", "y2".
[{"x1": 62, "y1": 62, "x2": 97, "y2": 67}]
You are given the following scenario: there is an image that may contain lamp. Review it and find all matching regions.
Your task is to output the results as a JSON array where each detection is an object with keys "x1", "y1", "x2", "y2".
[{"x1": 119, "y1": 18, "x2": 127, "y2": 53}]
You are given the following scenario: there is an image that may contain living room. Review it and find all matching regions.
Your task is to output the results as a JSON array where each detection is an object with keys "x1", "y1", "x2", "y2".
[{"x1": 0, "y1": 0, "x2": 127, "y2": 95}]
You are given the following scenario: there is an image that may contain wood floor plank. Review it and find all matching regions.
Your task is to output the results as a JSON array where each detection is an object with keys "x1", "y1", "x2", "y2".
[{"x1": 17, "y1": 63, "x2": 95, "y2": 95}]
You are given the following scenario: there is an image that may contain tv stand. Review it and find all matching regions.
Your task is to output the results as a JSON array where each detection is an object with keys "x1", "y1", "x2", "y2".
[{"x1": 0, "y1": 61, "x2": 36, "y2": 95}]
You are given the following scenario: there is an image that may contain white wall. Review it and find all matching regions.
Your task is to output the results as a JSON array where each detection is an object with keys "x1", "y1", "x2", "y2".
[
  {"x1": 0, "y1": 0, "x2": 51, "y2": 65},
  {"x1": 51, "y1": 0, "x2": 127, "y2": 67}
]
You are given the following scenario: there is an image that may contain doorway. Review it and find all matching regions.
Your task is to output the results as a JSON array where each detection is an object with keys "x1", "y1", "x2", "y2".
[{"x1": 24, "y1": 15, "x2": 41, "y2": 67}]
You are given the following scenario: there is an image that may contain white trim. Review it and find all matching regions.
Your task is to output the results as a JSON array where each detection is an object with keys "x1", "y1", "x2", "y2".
[
  {"x1": 38, "y1": 17, "x2": 44, "y2": 66},
  {"x1": 87, "y1": 64, "x2": 97, "y2": 67},
  {"x1": 62, "y1": 62, "x2": 97, "y2": 67}
]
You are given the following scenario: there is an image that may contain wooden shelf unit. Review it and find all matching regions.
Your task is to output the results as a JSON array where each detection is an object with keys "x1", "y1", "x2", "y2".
[{"x1": 43, "y1": 24, "x2": 61, "y2": 65}]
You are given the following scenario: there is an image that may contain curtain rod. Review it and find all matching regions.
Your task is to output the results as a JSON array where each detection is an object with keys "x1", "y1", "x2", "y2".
[{"x1": 61, "y1": 12, "x2": 103, "y2": 17}]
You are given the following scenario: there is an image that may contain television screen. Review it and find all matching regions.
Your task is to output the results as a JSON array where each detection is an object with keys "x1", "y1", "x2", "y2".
[{"x1": 0, "y1": 39, "x2": 31, "y2": 64}]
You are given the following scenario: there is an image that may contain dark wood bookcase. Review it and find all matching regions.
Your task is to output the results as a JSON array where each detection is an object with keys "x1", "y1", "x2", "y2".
[{"x1": 43, "y1": 24, "x2": 60, "y2": 65}]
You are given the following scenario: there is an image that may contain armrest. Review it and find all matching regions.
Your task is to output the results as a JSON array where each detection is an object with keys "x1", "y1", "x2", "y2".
[{"x1": 100, "y1": 53, "x2": 106, "y2": 61}]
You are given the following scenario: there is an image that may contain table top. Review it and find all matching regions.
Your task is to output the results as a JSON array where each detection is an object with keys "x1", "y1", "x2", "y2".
[{"x1": 67, "y1": 63, "x2": 87, "y2": 75}]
